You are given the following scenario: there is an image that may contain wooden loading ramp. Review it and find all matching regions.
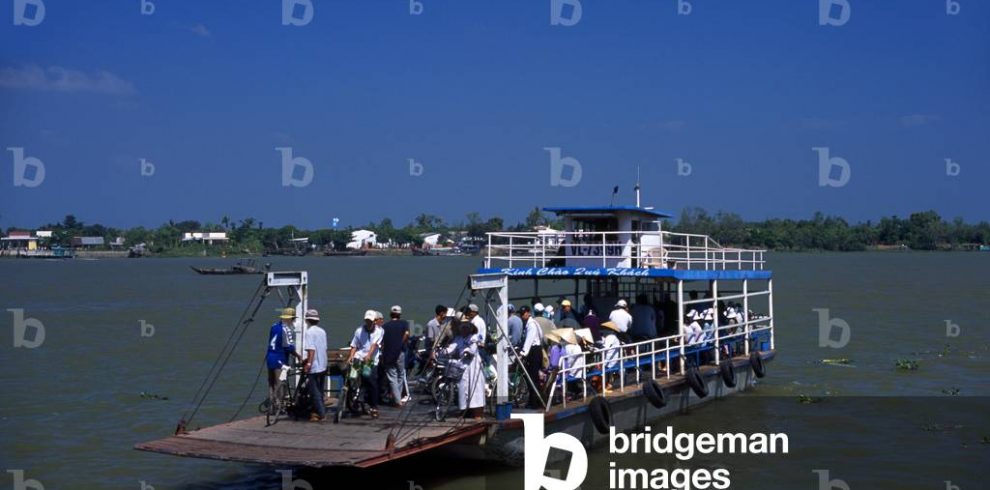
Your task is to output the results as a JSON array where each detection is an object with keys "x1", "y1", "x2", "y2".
[{"x1": 136, "y1": 403, "x2": 491, "y2": 468}]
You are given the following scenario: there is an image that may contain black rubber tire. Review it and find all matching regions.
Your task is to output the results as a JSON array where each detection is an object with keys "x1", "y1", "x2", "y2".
[
  {"x1": 642, "y1": 379, "x2": 668, "y2": 409},
  {"x1": 750, "y1": 352, "x2": 766, "y2": 378},
  {"x1": 719, "y1": 361, "x2": 737, "y2": 388},
  {"x1": 686, "y1": 366, "x2": 709, "y2": 398},
  {"x1": 589, "y1": 396, "x2": 613, "y2": 434}
]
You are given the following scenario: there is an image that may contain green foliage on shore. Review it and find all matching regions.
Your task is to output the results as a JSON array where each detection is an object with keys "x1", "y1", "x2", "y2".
[
  {"x1": 672, "y1": 208, "x2": 990, "y2": 251},
  {"x1": 8, "y1": 208, "x2": 989, "y2": 256}
]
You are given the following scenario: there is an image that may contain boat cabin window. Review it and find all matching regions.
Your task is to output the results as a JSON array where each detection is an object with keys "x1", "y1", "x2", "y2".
[
  {"x1": 636, "y1": 220, "x2": 661, "y2": 232},
  {"x1": 570, "y1": 217, "x2": 619, "y2": 243}
]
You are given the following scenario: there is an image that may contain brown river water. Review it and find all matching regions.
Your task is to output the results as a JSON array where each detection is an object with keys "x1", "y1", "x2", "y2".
[{"x1": 1, "y1": 253, "x2": 987, "y2": 489}]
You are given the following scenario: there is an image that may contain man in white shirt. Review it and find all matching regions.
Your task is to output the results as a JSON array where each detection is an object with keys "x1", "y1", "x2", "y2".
[
  {"x1": 609, "y1": 299, "x2": 634, "y2": 342},
  {"x1": 348, "y1": 310, "x2": 384, "y2": 416},
  {"x1": 302, "y1": 309, "x2": 328, "y2": 422},
  {"x1": 517, "y1": 306, "x2": 544, "y2": 409},
  {"x1": 465, "y1": 304, "x2": 487, "y2": 344}
]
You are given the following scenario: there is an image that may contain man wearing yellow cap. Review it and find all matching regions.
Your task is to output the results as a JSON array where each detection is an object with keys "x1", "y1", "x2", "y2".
[{"x1": 266, "y1": 307, "x2": 303, "y2": 403}]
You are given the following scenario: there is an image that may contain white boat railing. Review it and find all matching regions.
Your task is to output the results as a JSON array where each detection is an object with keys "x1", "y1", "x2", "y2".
[
  {"x1": 544, "y1": 314, "x2": 773, "y2": 411},
  {"x1": 485, "y1": 230, "x2": 765, "y2": 270}
]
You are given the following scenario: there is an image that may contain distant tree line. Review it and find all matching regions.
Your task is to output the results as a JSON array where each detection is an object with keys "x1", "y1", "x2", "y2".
[
  {"x1": 9, "y1": 207, "x2": 987, "y2": 255},
  {"x1": 672, "y1": 208, "x2": 990, "y2": 251}
]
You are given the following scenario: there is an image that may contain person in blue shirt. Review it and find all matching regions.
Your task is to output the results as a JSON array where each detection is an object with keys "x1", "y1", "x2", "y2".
[{"x1": 267, "y1": 307, "x2": 303, "y2": 403}]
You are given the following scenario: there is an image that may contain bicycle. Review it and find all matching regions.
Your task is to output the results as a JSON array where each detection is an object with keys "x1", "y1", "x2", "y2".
[
  {"x1": 433, "y1": 354, "x2": 465, "y2": 422},
  {"x1": 335, "y1": 360, "x2": 373, "y2": 423},
  {"x1": 259, "y1": 366, "x2": 307, "y2": 426},
  {"x1": 507, "y1": 362, "x2": 531, "y2": 408}
]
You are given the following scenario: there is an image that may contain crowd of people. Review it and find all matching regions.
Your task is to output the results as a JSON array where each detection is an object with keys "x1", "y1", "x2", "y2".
[{"x1": 263, "y1": 290, "x2": 758, "y2": 422}]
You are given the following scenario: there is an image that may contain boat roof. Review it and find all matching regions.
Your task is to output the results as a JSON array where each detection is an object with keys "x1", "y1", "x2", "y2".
[
  {"x1": 477, "y1": 266, "x2": 771, "y2": 281},
  {"x1": 543, "y1": 206, "x2": 673, "y2": 219}
]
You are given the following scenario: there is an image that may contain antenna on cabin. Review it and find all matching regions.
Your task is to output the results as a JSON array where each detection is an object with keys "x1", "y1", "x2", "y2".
[{"x1": 635, "y1": 165, "x2": 641, "y2": 208}]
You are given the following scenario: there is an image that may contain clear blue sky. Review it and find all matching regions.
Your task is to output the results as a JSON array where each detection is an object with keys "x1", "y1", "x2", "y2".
[{"x1": 1, "y1": 0, "x2": 987, "y2": 229}]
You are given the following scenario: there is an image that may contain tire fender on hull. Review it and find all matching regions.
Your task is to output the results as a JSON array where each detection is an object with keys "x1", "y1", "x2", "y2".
[
  {"x1": 589, "y1": 396, "x2": 613, "y2": 434},
  {"x1": 719, "y1": 361, "x2": 737, "y2": 388},
  {"x1": 750, "y1": 352, "x2": 767, "y2": 378},
  {"x1": 642, "y1": 379, "x2": 668, "y2": 408},
  {"x1": 686, "y1": 366, "x2": 709, "y2": 398}
]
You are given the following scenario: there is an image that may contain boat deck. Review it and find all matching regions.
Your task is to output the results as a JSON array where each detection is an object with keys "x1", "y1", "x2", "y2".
[
  {"x1": 136, "y1": 401, "x2": 492, "y2": 468},
  {"x1": 137, "y1": 351, "x2": 775, "y2": 468}
]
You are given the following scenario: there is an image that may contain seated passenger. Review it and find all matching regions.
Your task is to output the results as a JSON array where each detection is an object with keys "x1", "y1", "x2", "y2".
[
  {"x1": 560, "y1": 330, "x2": 585, "y2": 378},
  {"x1": 533, "y1": 303, "x2": 556, "y2": 336},
  {"x1": 581, "y1": 309, "x2": 603, "y2": 343},
  {"x1": 684, "y1": 310, "x2": 704, "y2": 345},
  {"x1": 557, "y1": 299, "x2": 581, "y2": 329},
  {"x1": 600, "y1": 321, "x2": 623, "y2": 390}
]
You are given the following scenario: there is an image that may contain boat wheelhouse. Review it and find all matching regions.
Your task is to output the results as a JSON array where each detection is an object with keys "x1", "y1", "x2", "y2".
[{"x1": 476, "y1": 205, "x2": 774, "y2": 422}]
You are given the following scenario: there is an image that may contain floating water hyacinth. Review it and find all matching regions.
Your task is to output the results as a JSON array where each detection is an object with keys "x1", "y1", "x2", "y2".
[
  {"x1": 895, "y1": 359, "x2": 920, "y2": 371},
  {"x1": 140, "y1": 392, "x2": 169, "y2": 401},
  {"x1": 820, "y1": 358, "x2": 852, "y2": 365}
]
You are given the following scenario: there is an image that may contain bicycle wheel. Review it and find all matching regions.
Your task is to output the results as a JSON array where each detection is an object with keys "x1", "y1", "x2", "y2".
[
  {"x1": 511, "y1": 375, "x2": 530, "y2": 408},
  {"x1": 333, "y1": 382, "x2": 349, "y2": 423},
  {"x1": 346, "y1": 379, "x2": 364, "y2": 415},
  {"x1": 434, "y1": 382, "x2": 452, "y2": 422},
  {"x1": 267, "y1": 381, "x2": 289, "y2": 426},
  {"x1": 429, "y1": 376, "x2": 442, "y2": 403}
]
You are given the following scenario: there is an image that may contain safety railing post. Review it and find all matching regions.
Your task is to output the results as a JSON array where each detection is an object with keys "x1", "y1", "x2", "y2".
[
  {"x1": 602, "y1": 232, "x2": 607, "y2": 267},
  {"x1": 677, "y1": 280, "x2": 685, "y2": 375},
  {"x1": 508, "y1": 236, "x2": 513, "y2": 268},
  {"x1": 743, "y1": 279, "x2": 750, "y2": 356},
  {"x1": 713, "y1": 279, "x2": 720, "y2": 365},
  {"x1": 768, "y1": 278, "x2": 775, "y2": 350}
]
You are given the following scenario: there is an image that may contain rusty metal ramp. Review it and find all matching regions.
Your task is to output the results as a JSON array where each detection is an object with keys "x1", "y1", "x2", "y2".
[{"x1": 135, "y1": 404, "x2": 490, "y2": 468}]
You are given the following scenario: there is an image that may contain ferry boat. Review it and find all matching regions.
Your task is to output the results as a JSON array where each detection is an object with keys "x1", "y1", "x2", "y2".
[{"x1": 136, "y1": 200, "x2": 775, "y2": 470}]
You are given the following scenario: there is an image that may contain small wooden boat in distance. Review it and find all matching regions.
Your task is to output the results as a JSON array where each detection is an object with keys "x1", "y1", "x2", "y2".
[
  {"x1": 190, "y1": 259, "x2": 268, "y2": 275},
  {"x1": 323, "y1": 249, "x2": 367, "y2": 257}
]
